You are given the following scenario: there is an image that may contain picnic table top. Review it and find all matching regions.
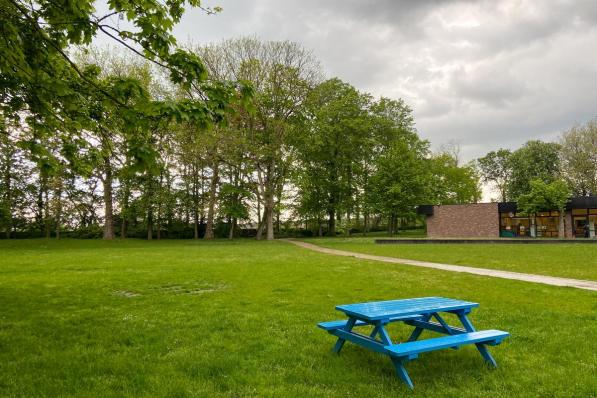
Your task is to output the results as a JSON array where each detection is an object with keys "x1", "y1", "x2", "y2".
[{"x1": 336, "y1": 296, "x2": 479, "y2": 321}]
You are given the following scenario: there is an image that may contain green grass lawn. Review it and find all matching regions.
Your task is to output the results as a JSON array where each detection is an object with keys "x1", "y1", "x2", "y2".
[
  {"x1": 0, "y1": 239, "x2": 596, "y2": 397},
  {"x1": 305, "y1": 237, "x2": 597, "y2": 281}
]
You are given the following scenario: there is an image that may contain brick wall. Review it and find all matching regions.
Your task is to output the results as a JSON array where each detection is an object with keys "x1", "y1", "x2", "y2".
[{"x1": 426, "y1": 203, "x2": 499, "y2": 238}]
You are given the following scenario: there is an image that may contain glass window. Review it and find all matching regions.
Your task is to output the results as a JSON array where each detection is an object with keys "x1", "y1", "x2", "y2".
[
  {"x1": 573, "y1": 217, "x2": 588, "y2": 238},
  {"x1": 551, "y1": 211, "x2": 560, "y2": 216},
  {"x1": 537, "y1": 211, "x2": 551, "y2": 217},
  {"x1": 536, "y1": 216, "x2": 559, "y2": 237},
  {"x1": 589, "y1": 209, "x2": 597, "y2": 215},
  {"x1": 500, "y1": 213, "x2": 531, "y2": 237},
  {"x1": 572, "y1": 209, "x2": 588, "y2": 215}
]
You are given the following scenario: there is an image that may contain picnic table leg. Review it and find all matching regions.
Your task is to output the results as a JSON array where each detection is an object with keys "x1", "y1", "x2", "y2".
[
  {"x1": 407, "y1": 314, "x2": 432, "y2": 342},
  {"x1": 369, "y1": 324, "x2": 380, "y2": 340},
  {"x1": 456, "y1": 311, "x2": 498, "y2": 368},
  {"x1": 391, "y1": 358, "x2": 414, "y2": 389},
  {"x1": 374, "y1": 323, "x2": 415, "y2": 388},
  {"x1": 332, "y1": 317, "x2": 357, "y2": 354},
  {"x1": 376, "y1": 323, "x2": 393, "y2": 345}
]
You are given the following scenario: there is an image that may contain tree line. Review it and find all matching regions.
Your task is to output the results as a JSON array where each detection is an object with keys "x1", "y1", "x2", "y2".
[
  {"x1": 6, "y1": 1, "x2": 592, "y2": 241},
  {"x1": 476, "y1": 119, "x2": 597, "y2": 203},
  {"x1": 1, "y1": 30, "x2": 481, "y2": 240},
  {"x1": 476, "y1": 121, "x2": 597, "y2": 238}
]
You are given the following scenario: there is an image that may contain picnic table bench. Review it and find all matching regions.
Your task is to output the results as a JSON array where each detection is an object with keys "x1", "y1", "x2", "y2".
[{"x1": 317, "y1": 297, "x2": 509, "y2": 389}]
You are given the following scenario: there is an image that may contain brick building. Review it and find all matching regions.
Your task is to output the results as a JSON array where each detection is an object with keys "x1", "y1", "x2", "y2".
[{"x1": 417, "y1": 196, "x2": 597, "y2": 239}]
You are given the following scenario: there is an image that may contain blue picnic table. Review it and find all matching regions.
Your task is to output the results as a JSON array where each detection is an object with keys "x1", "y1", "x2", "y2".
[{"x1": 317, "y1": 297, "x2": 509, "y2": 389}]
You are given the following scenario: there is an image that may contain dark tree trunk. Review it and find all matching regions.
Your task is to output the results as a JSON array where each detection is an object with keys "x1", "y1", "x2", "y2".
[
  {"x1": 275, "y1": 182, "x2": 283, "y2": 234},
  {"x1": 120, "y1": 183, "x2": 130, "y2": 239},
  {"x1": 228, "y1": 217, "x2": 236, "y2": 240},
  {"x1": 102, "y1": 158, "x2": 115, "y2": 240},
  {"x1": 146, "y1": 176, "x2": 153, "y2": 240},
  {"x1": 156, "y1": 173, "x2": 163, "y2": 240},
  {"x1": 37, "y1": 176, "x2": 44, "y2": 236},
  {"x1": 204, "y1": 161, "x2": 219, "y2": 240},
  {"x1": 328, "y1": 209, "x2": 336, "y2": 237},
  {"x1": 257, "y1": 196, "x2": 261, "y2": 228},
  {"x1": 3, "y1": 149, "x2": 11, "y2": 239},
  {"x1": 55, "y1": 178, "x2": 62, "y2": 239},
  {"x1": 256, "y1": 211, "x2": 267, "y2": 240},
  {"x1": 43, "y1": 175, "x2": 51, "y2": 239},
  {"x1": 193, "y1": 164, "x2": 200, "y2": 239},
  {"x1": 121, "y1": 219, "x2": 128, "y2": 239},
  {"x1": 194, "y1": 210, "x2": 199, "y2": 239},
  {"x1": 265, "y1": 192, "x2": 274, "y2": 240},
  {"x1": 147, "y1": 209, "x2": 153, "y2": 240}
]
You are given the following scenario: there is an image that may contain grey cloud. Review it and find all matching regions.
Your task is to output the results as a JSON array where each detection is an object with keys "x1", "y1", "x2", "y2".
[{"x1": 95, "y1": 0, "x2": 597, "y2": 164}]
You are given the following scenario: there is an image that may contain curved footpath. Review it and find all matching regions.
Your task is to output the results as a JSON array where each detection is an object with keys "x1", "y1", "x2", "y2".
[{"x1": 284, "y1": 240, "x2": 597, "y2": 292}]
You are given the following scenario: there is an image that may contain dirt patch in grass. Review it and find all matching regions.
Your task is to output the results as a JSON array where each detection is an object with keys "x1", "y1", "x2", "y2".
[
  {"x1": 151, "y1": 282, "x2": 226, "y2": 295},
  {"x1": 113, "y1": 290, "x2": 141, "y2": 298}
]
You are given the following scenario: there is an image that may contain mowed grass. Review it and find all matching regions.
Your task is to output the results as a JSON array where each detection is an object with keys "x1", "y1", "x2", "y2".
[
  {"x1": 0, "y1": 239, "x2": 596, "y2": 397},
  {"x1": 306, "y1": 237, "x2": 597, "y2": 281}
]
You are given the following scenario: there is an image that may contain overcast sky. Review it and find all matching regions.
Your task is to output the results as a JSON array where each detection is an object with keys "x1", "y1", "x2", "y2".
[{"x1": 98, "y1": 0, "x2": 597, "y2": 162}]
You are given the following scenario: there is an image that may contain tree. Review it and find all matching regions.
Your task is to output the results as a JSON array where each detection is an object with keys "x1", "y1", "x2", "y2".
[
  {"x1": 0, "y1": 118, "x2": 30, "y2": 238},
  {"x1": 367, "y1": 138, "x2": 430, "y2": 235},
  {"x1": 560, "y1": 118, "x2": 597, "y2": 196},
  {"x1": 219, "y1": 182, "x2": 252, "y2": 239},
  {"x1": 507, "y1": 140, "x2": 561, "y2": 200},
  {"x1": 2, "y1": 1, "x2": 248, "y2": 240},
  {"x1": 196, "y1": 37, "x2": 322, "y2": 240},
  {"x1": 477, "y1": 149, "x2": 512, "y2": 202},
  {"x1": 428, "y1": 152, "x2": 481, "y2": 204},
  {"x1": 1, "y1": 0, "x2": 234, "y2": 134},
  {"x1": 364, "y1": 97, "x2": 422, "y2": 234},
  {"x1": 293, "y1": 78, "x2": 371, "y2": 236},
  {"x1": 518, "y1": 179, "x2": 570, "y2": 238}
]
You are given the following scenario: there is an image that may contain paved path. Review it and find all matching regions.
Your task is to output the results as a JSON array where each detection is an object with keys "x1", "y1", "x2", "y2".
[{"x1": 285, "y1": 240, "x2": 597, "y2": 291}]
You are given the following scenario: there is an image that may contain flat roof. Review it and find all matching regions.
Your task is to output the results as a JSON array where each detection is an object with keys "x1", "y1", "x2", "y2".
[{"x1": 417, "y1": 196, "x2": 597, "y2": 216}]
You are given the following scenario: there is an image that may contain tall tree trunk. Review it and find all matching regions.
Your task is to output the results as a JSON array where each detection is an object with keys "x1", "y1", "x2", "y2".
[
  {"x1": 256, "y1": 211, "x2": 267, "y2": 240},
  {"x1": 121, "y1": 218, "x2": 128, "y2": 239},
  {"x1": 120, "y1": 182, "x2": 130, "y2": 239},
  {"x1": 257, "y1": 196, "x2": 261, "y2": 228},
  {"x1": 193, "y1": 164, "x2": 200, "y2": 239},
  {"x1": 102, "y1": 158, "x2": 115, "y2": 240},
  {"x1": 558, "y1": 210, "x2": 565, "y2": 238},
  {"x1": 147, "y1": 208, "x2": 153, "y2": 240},
  {"x1": 194, "y1": 210, "x2": 199, "y2": 239},
  {"x1": 204, "y1": 161, "x2": 220, "y2": 240},
  {"x1": 275, "y1": 182, "x2": 283, "y2": 234},
  {"x1": 146, "y1": 176, "x2": 153, "y2": 240},
  {"x1": 255, "y1": 172, "x2": 266, "y2": 240},
  {"x1": 37, "y1": 177, "x2": 44, "y2": 236},
  {"x1": 55, "y1": 177, "x2": 62, "y2": 239},
  {"x1": 388, "y1": 213, "x2": 396, "y2": 236},
  {"x1": 3, "y1": 147, "x2": 11, "y2": 239},
  {"x1": 156, "y1": 172, "x2": 163, "y2": 240},
  {"x1": 328, "y1": 209, "x2": 336, "y2": 237},
  {"x1": 183, "y1": 164, "x2": 190, "y2": 227},
  {"x1": 265, "y1": 191, "x2": 274, "y2": 240},
  {"x1": 43, "y1": 175, "x2": 51, "y2": 239},
  {"x1": 228, "y1": 217, "x2": 236, "y2": 240}
]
